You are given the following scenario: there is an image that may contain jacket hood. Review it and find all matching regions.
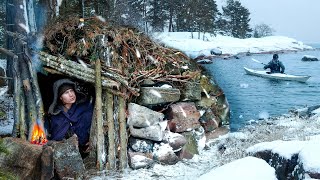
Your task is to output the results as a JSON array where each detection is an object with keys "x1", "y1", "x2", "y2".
[{"x1": 48, "y1": 79, "x2": 86, "y2": 115}]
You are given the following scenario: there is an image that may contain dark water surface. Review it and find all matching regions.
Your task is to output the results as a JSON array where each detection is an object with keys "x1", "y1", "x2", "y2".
[{"x1": 203, "y1": 49, "x2": 320, "y2": 131}]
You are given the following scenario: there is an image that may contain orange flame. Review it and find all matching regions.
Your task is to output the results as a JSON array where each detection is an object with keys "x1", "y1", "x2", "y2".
[{"x1": 30, "y1": 122, "x2": 48, "y2": 145}]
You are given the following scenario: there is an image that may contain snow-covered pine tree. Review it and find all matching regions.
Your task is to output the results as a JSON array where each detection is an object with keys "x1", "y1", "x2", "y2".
[{"x1": 222, "y1": 0, "x2": 252, "y2": 38}]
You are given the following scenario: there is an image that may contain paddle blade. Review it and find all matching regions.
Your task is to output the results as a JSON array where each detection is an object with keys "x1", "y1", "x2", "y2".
[{"x1": 251, "y1": 58, "x2": 266, "y2": 65}]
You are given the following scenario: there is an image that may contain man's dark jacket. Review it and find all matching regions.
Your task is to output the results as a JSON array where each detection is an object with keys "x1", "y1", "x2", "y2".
[
  {"x1": 264, "y1": 59, "x2": 285, "y2": 73},
  {"x1": 48, "y1": 79, "x2": 93, "y2": 146}
]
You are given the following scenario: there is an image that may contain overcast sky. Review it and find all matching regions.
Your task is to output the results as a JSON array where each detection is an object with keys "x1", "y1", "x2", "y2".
[{"x1": 216, "y1": 0, "x2": 320, "y2": 43}]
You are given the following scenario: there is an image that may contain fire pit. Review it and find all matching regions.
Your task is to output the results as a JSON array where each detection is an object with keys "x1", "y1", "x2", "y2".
[{"x1": 30, "y1": 119, "x2": 48, "y2": 145}]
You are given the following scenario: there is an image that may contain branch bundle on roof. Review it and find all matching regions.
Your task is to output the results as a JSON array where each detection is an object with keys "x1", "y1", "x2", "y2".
[{"x1": 42, "y1": 16, "x2": 201, "y2": 99}]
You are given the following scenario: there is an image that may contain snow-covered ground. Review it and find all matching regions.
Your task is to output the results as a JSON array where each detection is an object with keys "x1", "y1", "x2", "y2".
[
  {"x1": 90, "y1": 111, "x2": 320, "y2": 180},
  {"x1": 1, "y1": 34, "x2": 319, "y2": 179},
  {"x1": 88, "y1": 34, "x2": 319, "y2": 179}
]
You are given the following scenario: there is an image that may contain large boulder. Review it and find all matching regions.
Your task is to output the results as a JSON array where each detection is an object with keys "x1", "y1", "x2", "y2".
[
  {"x1": 129, "y1": 121, "x2": 167, "y2": 141},
  {"x1": 127, "y1": 103, "x2": 164, "y2": 128},
  {"x1": 301, "y1": 55, "x2": 318, "y2": 61},
  {"x1": 0, "y1": 137, "x2": 43, "y2": 179},
  {"x1": 52, "y1": 135, "x2": 85, "y2": 180},
  {"x1": 198, "y1": 157, "x2": 277, "y2": 180},
  {"x1": 246, "y1": 140, "x2": 320, "y2": 180},
  {"x1": 167, "y1": 102, "x2": 201, "y2": 132}
]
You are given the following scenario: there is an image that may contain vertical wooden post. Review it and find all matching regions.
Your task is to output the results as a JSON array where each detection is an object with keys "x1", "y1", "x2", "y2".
[
  {"x1": 95, "y1": 58, "x2": 105, "y2": 170},
  {"x1": 118, "y1": 46, "x2": 128, "y2": 170},
  {"x1": 118, "y1": 90, "x2": 127, "y2": 169},
  {"x1": 106, "y1": 91, "x2": 116, "y2": 170},
  {"x1": 12, "y1": 55, "x2": 20, "y2": 137},
  {"x1": 19, "y1": 90, "x2": 26, "y2": 140},
  {"x1": 95, "y1": 35, "x2": 106, "y2": 170}
]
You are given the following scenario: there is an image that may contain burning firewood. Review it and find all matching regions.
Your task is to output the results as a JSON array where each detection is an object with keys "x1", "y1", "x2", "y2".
[{"x1": 30, "y1": 119, "x2": 48, "y2": 145}]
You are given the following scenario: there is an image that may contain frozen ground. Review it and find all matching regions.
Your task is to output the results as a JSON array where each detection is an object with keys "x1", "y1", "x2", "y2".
[{"x1": 89, "y1": 110, "x2": 320, "y2": 180}]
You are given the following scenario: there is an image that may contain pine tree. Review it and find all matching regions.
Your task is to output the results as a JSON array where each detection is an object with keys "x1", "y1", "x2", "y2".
[
  {"x1": 196, "y1": 0, "x2": 218, "y2": 34},
  {"x1": 175, "y1": 0, "x2": 193, "y2": 32},
  {"x1": 215, "y1": 12, "x2": 232, "y2": 36},
  {"x1": 222, "y1": 0, "x2": 252, "y2": 38},
  {"x1": 147, "y1": 0, "x2": 167, "y2": 32},
  {"x1": 175, "y1": 0, "x2": 218, "y2": 34}
]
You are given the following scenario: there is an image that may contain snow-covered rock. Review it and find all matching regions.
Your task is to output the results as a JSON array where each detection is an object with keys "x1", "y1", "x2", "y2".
[{"x1": 197, "y1": 156, "x2": 277, "y2": 180}]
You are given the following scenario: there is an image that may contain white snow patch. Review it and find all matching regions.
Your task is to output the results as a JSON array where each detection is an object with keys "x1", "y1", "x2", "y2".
[{"x1": 197, "y1": 156, "x2": 277, "y2": 180}]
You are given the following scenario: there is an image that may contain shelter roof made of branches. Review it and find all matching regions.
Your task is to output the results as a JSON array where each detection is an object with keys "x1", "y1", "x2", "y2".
[{"x1": 43, "y1": 16, "x2": 201, "y2": 94}]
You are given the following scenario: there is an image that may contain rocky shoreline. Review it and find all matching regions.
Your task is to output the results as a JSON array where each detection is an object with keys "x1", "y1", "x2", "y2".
[{"x1": 89, "y1": 105, "x2": 320, "y2": 180}]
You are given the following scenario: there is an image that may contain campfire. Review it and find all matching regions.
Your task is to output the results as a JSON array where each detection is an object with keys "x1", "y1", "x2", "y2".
[{"x1": 30, "y1": 119, "x2": 48, "y2": 145}]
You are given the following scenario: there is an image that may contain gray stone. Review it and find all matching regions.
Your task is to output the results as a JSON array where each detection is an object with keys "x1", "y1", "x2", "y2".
[
  {"x1": 138, "y1": 87, "x2": 180, "y2": 105},
  {"x1": 153, "y1": 143, "x2": 179, "y2": 165},
  {"x1": 52, "y1": 135, "x2": 85, "y2": 180},
  {"x1": 127, "y1": 103, "x2": 164, "y2": 128},
  {"x1": 41, "y1": 145, "x2": 54, "y2": 180},
  {"x1": 179, "y1": 127, "x2": 206, "y2": 159},
  {"x1": 128, "y1": 137, "x2": 154, "y2": 153},
  {"x1": 128, "y1": 152, "x2": 154, "y2": 170},
  {"x1": 199, "y1": 109, "x2": 220, "y2": 132},
  {"x1": 301, "y1": 55, "x2": 318, "y2": 61},
  {"x1": 129, "y1": 121, "x2": 167, "y2": 141},
  {"x1": 181, "y1": 82, "x2": 201, "y2": 101},
  {"x1": 163, "y1": 131, "x2": 187, "y2": 152}
]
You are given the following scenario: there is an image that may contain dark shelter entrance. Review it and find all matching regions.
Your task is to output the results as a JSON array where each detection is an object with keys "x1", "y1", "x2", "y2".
[{"x1": 37, "y1": 72, "x2": 95, "y2": 137}]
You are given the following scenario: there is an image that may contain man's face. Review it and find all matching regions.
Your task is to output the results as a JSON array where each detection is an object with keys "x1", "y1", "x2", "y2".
[{"x1": 60, "y1": 89, "x2": 76, "y2": 105}]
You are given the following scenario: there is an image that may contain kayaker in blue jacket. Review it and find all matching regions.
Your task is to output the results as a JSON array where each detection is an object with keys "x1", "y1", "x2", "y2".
[
  {"x1": 48, "y1": 79, "x2": 93, "y2": 155},
  {"x1": 264, "y1": 54, "x2": 285, "y2": 73}
]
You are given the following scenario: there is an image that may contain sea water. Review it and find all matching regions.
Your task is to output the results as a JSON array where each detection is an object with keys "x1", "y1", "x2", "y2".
[{"x1": 203, "y1": 49, "x2": 320, "y2": 131}]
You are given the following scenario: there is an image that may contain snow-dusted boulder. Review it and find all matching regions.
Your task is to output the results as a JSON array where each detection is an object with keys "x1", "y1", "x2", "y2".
[
  {"x1": 197, "y1": 156, "x2": 277, "y2": 180},
  {"x1": 152, "y1": 143, "x2": 179, "y2": 165},
  {"x1": 138, "y1": 87, "x2": 181, "y2": 105},
  {"x1": 210, "y1": 48, "x2": 222, "y2": 55},
  {"x1": 163, "y1": 131, "x2": 187, "y2": 152},
  {"x1": 167, "y1": 102, "x2": 201, "y2": 133},
  {"x1": 246, "y1": 140, "x2": 320, "y2": 179},
  {"x1": 127, "y1": 103, "x2": 164, "y2": 128},
  {"x1": 128, "y1": 152, "x2": 154, "y2": 170},
  {"x1": 128, "y1": 137, "x2": 154, "y2": 153},
  {"x1": 129, "y1": 121, "x2": 167, "y2": 141}
]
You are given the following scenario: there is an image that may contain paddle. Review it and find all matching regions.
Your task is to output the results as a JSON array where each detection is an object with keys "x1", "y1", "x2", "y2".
[{"x1": 251, "y1": 58, "x2": 267, "y2": 65}]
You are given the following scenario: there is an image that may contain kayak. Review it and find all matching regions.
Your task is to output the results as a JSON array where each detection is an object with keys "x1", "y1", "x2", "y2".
[{"x1": 244, "y1": 67, "x2": 311, "y2": 82}]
